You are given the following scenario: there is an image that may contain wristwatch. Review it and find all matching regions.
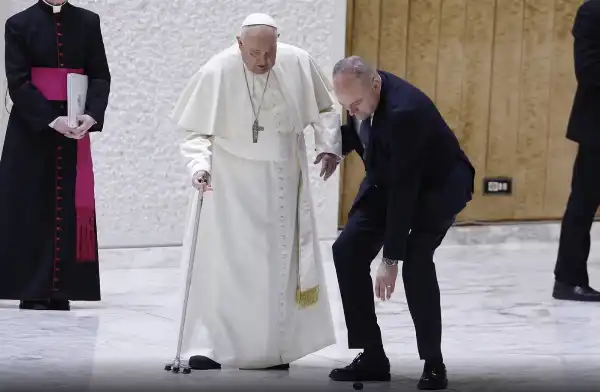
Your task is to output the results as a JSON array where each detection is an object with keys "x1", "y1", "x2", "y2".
[{"x1": 382, "y1": 257, "x2": 399, "y2": 266}]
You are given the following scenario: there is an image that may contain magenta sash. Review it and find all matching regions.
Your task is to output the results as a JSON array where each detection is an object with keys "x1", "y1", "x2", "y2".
[{"x1": 31, "y1": 67, "x2": 97, "y2": 263}]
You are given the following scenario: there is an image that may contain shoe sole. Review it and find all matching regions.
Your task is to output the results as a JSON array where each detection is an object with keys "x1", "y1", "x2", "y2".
[
  {"x1": 552, "y1": 292, "x2": 600, "y2": 302},
  {"x1": 329, "y1": 373, "x2": 391, "y2": 382}
]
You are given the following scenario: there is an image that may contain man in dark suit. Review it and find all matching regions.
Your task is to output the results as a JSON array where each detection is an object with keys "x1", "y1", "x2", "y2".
[
  {"x1": 327, "y1": 56, "x2": 474, "y2": 390},
  {"x1": 552, "y1": 0, "x2": 600, "y2": 302}
]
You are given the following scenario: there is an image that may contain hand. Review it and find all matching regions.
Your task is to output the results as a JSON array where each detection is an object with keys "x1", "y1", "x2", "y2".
[
  {"x1": 374, "y1": 261, "x2": 398, "y2": 301},
  {"x1": 74, "y1": 114, "x2": 96, "y2": 135},
  {"x1": 314, "y1": 152, "x2": 339, "y2": 181},
  {"x1": 192, "y1": 170, "x2": 212, "y2": 191},
  {"x1": 51, "y1": 117, "x2": 81, "y2": 139}
]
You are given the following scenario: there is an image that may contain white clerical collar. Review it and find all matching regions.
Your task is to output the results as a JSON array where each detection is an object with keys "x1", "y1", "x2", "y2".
[{"x1": 42, "y1": 0, "x2": 68, "y2": 14}]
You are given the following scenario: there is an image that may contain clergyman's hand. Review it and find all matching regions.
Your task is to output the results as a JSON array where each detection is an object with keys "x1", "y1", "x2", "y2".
[
  {"x1": 73, "y1": 114, "x2": 96, "y2": 138},
  {"x1": 374, "y1": 261, "x2": 398, "y2": 301},
  {"x1": 314, "y1": 152, "x2": 339, "y2": 181},
  {"x1": 192, "y1": 170, "x2": 212, "y2": 192},
  {"x1": 51, "y1": 117, "x2": 80, "y2": 139}
]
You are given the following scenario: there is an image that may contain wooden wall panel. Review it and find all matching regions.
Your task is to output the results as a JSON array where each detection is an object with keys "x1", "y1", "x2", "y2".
[
  {"x1": 340, "y1": 0, "x2": 585, "y2": 227},
  {"x1": 484, "y1": 0, "x2": 524, "y2": 221},
  {"x1": 379, "y1": 0, "x2": 410, "y2": 77},
  {"x1": 514, "y1": 0, "x2": 555, "y2": 219},
  {"x1": 456, "y1": 0, "x2": 496, "y2": 220},
  {"x1": 435, "y1": 0, "x2": 467, "y2": 134},
  {"x1": 543, "y1": 0, "x2": 580, "y2": 217},
  {"x1": 406, "y1": 0, "x2": 442, "y2": 99}
]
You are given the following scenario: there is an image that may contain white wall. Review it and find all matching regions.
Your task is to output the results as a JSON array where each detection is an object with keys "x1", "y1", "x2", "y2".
[{"x1": 5, "y1": 0, "x2": 347, "y2": 248}]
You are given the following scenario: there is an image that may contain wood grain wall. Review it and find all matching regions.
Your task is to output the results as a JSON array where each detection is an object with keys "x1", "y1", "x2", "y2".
[{"x1": 339, "y1": 0, "x2": 584, "y2": 227}]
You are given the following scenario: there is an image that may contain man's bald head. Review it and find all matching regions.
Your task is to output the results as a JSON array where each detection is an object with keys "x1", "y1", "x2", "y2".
[
  {"x1": 237, "y1": 24, "x2": 278, "y2": 74},
  {"x1": 332, "y1": 56, "x2": 381, "y2": 120}
]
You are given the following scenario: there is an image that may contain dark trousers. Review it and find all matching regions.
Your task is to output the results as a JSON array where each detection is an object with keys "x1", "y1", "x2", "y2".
[
  {"x1": 332, "y1": 160, "x2": 472, "y2": 362},
  {"x1": 555, "y1": 145, "x2": 600, "y2": 287}
]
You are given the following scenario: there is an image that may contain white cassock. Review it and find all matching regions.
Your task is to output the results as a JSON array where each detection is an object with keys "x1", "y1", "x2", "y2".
[{"x1": 170, "y1": 42, "x2": 342, "y2": 369}]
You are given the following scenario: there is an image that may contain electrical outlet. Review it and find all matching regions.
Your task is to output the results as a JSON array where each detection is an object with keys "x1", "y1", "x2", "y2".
[{"x1": 483, "y1": 177, "x2": 512, "y2": 195}]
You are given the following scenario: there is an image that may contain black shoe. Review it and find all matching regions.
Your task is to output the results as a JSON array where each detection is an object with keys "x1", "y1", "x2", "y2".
[
  {"x1": 417, "y1": 362, "x2": 448, "y2": 390},
  {"x1": 243, "y1": 363, "x2": 290, "y2": 370},
  {"x1": 552, "y1": 281, "x2": 600, "y2": 302},
  {"x1": 188, "y1": 355, "x2": 221, "y2": 370},
  {"x1": 329, "y1": 352, "x2": 391, "y2": 382},
  {"x1": 264, "y1": 363, "x2": 290, "y2": 370},
  {"x1": 49, "y1": 299, "x2": 70, "y2": 311},
  {"x1": 19, "y1": 300, "x2": 50, "y2": 310}
]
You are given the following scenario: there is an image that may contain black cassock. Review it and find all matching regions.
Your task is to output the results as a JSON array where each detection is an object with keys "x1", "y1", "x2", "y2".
[{"x1": 0, "y1": 1, "x2": 110, "y2": 301}]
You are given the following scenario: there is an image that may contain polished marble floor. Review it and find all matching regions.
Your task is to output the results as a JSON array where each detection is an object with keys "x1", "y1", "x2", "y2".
[{"x1": 1, "y1": 223, "x2": 600, "y2": 391}]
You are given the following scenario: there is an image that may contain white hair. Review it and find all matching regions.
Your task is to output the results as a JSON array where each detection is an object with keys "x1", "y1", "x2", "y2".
[{"x1": 239, "y1": 24, "x2": 278, "y2": 40}]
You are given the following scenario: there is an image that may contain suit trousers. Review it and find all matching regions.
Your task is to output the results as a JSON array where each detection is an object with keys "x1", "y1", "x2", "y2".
[
  {"x1": 555, "y1": 144, "x2": 600, "y2": 287},
  {"x1": 332, "y1": 160, "x2": 472, "y2": 362}
]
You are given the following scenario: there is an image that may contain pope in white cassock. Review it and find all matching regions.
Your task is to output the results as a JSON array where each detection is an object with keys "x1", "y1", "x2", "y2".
[{"x1": 170, "y1": 13, "x2": 343, "y2": 371}]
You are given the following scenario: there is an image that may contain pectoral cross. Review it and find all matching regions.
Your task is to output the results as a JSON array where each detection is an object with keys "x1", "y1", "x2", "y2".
[{"x1": 252, "y1": 119, "x2": 264, "y2": 143}]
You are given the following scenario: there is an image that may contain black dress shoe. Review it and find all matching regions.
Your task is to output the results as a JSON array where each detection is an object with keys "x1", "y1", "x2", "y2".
[
  {"x1": 243, "y1": 363, "x2": 290, "y2": 370},
  {"x1": 19, "y1": 300, "x2": 50, "y2": 310},
  {"x1": 552, "y1": 281, "x2": 600, "y2": 302},
  {"x1": 329, "y1": 352, "x2": 391, "y2": 382},
  {"x1": 417, "y1": 362, "x2": 448, "y2": 390},
  {"x1": 189, "y1": 355, "x2": 221, "y2": 370},
  {"x1": 49, "y1": 299, "x2": 70, "y2": 311},
  {"x1": 263, "y1": 363, "x2": 290, "y2": 370}
]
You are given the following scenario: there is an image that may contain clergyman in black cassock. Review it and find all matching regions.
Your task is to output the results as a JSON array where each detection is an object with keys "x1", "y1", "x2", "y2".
[
  {"x1": 0, "y1": 0, "x2": 110, "y2": 311},
  {"x1": 552, "y1": 0, "x2": 600, "y2": 302},
  {"x1": 328, "y1": 56, "x2": 474, "y2": 390}
]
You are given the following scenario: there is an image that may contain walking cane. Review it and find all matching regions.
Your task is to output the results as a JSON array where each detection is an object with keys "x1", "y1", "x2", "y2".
[{"x1": 164, "y1": 187, "x2": 205, "y2": 374}]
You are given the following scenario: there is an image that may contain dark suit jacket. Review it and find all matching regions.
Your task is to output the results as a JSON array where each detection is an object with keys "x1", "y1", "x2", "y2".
[
  {"x1": 341, "y1": 71, "x2": 474, "y2": 261},
  {"x1": 566, "y1": 0, "x2": 600, "y2": 147}
]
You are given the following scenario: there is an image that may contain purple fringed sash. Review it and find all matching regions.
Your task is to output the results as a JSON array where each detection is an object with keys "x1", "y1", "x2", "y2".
[{"x1": 31, "y1": 66, "x2": 97, "y2": 262}]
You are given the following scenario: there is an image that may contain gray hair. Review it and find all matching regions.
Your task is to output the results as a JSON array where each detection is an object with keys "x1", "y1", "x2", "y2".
[
  {"x1": 239, "y1": 24, "x2": 278, "y2": 40},
  {"x1": 332, "y1": 56, "x2": 377, "y2": 82}
]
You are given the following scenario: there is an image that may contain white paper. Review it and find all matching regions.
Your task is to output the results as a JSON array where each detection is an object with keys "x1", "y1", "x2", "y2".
[{"x1": 67, "y1": 73, "x2": 88, "y2": 128}]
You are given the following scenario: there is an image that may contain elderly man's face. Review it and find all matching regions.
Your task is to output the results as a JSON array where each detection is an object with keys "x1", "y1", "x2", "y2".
[
  {"x1": 333, "y1": 72, "x2": 380, "y2": 120},
  {"x1": 46, "y1": 0, "x2": 67, "y2": 5},
  {"x1": 237, "y1": 27, "x2": 278, "y2": 75}
]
